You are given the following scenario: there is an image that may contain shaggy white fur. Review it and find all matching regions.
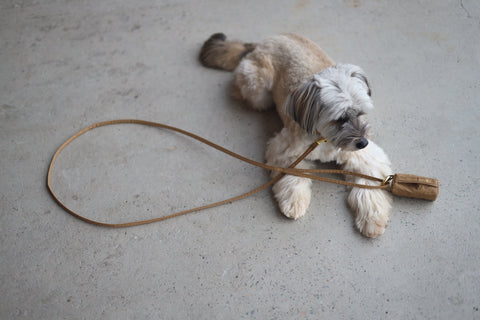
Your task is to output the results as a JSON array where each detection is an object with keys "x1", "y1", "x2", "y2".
[{"x1": 200, "y1": 33, "x2": 393, "y2": 237}]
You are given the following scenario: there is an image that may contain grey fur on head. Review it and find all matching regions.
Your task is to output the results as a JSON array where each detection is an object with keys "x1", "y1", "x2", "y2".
[{"x1": 284, "y1": 64, "x2": 374, "y2": 150}]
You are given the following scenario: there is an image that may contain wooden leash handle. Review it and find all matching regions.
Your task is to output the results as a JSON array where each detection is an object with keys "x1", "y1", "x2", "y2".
[{"x1": 47, "y1": 119, "x2": 388, "y2": 228}]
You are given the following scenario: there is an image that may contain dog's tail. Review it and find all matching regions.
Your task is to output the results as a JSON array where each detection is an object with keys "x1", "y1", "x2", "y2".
[{"x1": 199, "y1": 33, "x2": 256, "y2": 71}]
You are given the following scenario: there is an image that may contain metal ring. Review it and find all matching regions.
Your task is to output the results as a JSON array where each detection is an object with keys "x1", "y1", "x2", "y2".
[{"x1": 382, "y1": 174, "x2": 394, "y2": 185}]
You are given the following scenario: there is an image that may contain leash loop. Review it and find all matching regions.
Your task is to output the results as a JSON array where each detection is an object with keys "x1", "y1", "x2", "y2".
[{"x1": 47, "y1": 119, "x2": 389, "y2": 228}]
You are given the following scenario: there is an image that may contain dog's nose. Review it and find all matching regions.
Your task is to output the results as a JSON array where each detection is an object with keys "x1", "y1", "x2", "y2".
[{"x1": 356, "y1": 138, "x2": 369, "y2": 149}]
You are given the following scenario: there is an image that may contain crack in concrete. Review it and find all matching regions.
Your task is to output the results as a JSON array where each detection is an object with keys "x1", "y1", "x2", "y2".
[
  {"x1": 460, "y1": 0, "x2": 471, "y2": 18},
  {"x1": 460, "y1": 0, "x2": 480, "y2": 22}
]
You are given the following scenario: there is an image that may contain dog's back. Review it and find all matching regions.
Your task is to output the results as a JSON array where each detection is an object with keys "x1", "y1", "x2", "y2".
[
  {"x1": 199, "y1": 33, "x2": 333, "y2": 89},
  {"x1": 199, "y1": 33, "x2": 335, "y2": 117}
]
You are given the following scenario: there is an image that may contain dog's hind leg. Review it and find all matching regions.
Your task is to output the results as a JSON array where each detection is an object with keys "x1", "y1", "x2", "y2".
[
  {"x1": 265, "y1": 128, "x2": 314, "y2": 219},
  {"x1": 232, "y1": 55, "x2": 275, "y2": 111},
  {"x1": 337, "y1": 141, "x2": 393, "y2": 238}
]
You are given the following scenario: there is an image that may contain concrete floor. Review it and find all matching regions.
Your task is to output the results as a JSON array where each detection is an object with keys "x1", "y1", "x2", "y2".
[{"x1": 1, "y1": 0, "x2": 479, "y2": 319}]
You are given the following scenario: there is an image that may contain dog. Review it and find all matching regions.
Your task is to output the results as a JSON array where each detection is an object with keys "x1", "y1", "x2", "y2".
[{"x1": 199, "y1": 33, "x2": 392, "y2": 238}]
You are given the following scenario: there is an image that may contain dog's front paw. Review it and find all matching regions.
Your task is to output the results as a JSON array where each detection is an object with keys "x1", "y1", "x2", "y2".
[
  {"x1": 355, "y1": 212, "x2": 389, "y2": 238},
  {"x1": 348, "y1": 187, "x2": 392, "y2": 238},
  {"x1": 273, "y1": 176, "x2": 311, "y2": 220}
]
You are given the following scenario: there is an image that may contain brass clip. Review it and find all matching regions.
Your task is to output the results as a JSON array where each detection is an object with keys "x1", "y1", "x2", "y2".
[{"x1": 382, "y1": 174, "x2": 394, "y2": 185}]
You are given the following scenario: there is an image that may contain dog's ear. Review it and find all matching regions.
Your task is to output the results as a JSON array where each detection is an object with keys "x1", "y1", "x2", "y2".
[
  {"x1": 351, "y1": 67, "x2": 372, "y2": 97},
  {"x1": 283, "y1": 80, "x2": 323, "y2": 134},
  {"x1": 335, "y1": 63, "x2": 372, "y2": 97}
]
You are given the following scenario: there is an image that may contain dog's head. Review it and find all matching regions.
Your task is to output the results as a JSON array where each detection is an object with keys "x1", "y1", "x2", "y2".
[{"x1": 284, "y1": 64, "x2": 373, "y2": 151}]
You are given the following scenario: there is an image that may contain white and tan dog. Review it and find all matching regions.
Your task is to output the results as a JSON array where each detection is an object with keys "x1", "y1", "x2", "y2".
[{"x1": 199, "y1": 33, "x2": 392, "y2": 237}]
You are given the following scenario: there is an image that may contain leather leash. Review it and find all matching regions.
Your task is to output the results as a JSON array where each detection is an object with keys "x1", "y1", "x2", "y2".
[{"x1": 47, "y1": 119, "x2": 389, "y2": 228}]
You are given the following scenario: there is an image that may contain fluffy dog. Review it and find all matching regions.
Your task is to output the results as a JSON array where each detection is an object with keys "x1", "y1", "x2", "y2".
[{"x1": 199, "y1": 33, "x2": 392, "y2": 238}]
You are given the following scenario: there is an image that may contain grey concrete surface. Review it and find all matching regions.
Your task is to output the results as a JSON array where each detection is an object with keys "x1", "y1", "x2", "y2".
[{"x1": 1, "y1": 0, "x2": 479, "y2": 319}]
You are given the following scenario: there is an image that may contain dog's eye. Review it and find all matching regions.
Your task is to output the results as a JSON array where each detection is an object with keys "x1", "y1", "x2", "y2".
[{"x1": 336, "y1": 116, "x2": 349, "y2": 124}]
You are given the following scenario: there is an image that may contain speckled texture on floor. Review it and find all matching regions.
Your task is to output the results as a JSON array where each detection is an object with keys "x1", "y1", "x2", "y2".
[{"x1": 1, "y1": 0, "x2": 479, "y2": 319}]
